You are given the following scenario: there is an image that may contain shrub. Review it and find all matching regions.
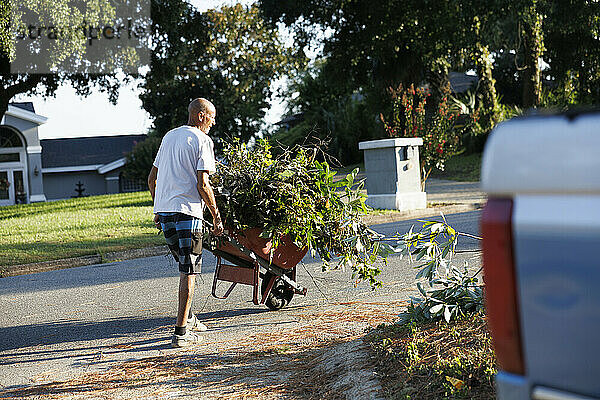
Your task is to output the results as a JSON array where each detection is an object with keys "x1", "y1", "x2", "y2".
[
  {"x1": 123, "y1": 135, "x2": 162, "y2": 182},
  {"x1": 380, "y1": 84, "x2": 461, "y2": 187}
]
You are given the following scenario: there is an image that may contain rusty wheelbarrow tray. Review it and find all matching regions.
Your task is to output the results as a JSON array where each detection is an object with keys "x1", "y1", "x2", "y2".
[{"x1": 204, "y1": 227, "x2": 308, "y2": 310}]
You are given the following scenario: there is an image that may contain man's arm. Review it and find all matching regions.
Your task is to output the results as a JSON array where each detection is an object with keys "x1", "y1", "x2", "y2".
[
  {"x1": 148, "y1": 166, "x2": 160, "y2": 228},
  {"x1": 148, "y1": 166, "x2": 158, "y2": 201},
  {"x1": 197, "y1": 170, "x2": 224, "y2": 235}
]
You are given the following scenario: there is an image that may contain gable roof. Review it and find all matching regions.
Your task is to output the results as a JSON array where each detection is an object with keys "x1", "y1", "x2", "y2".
[
  {"x1": 10, "y1": 102, "x2": 36, "y2": 113},
  {"x1": 4, "y1": 103, "x2": 47, "y2": 125},
  {"x1": 41, "y1": 134, "x2": 147, "y2": 169}
]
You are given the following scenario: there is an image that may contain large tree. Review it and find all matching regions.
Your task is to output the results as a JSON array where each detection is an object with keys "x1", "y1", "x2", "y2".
[
  {"x1": 125, "y1": 2, "x2": 297, "y2": 181},
  {"x1": 140, "y1": 2, "x2": 297, "y2": 146},
  {"x1": 261, "y1": 1, "x2": 476, "y2": 99},
  {"x1": 0, "y1": 0, "x2": 146, "y2": 120},
  {"x1": 259, "y1": 0, "x2": 507, "y2": 142},
  {"x1": 263, "y1": 0, "x2": 600, "y2": 111},
  {"x1": 544, "y1": 0, "x2": 600, "y2": 104}
]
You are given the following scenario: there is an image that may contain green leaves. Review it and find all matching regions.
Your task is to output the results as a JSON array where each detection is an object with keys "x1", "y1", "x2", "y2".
[
  {"x1": 210, "y1": 140, "x2": 388, "y2": 288},
  {"x1": 141, "y1": 3, "x2": 297, "y2": 145},
  {"x1": 395, "y1": 217, "x2": 484, "y2": 324}
]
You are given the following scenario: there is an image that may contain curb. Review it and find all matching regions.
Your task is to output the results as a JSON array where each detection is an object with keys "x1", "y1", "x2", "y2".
[
  {"x1": 361, "y1": 202, "x2": 484, "y2": 226},
  {"x1": 0, "y1": 245, "x2": 169, "y2": 278}
]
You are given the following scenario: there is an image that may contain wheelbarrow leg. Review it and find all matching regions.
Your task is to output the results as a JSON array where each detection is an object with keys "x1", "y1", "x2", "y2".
[{"x1": 211, "y1": 256, "x2": 238, "y2": 300}]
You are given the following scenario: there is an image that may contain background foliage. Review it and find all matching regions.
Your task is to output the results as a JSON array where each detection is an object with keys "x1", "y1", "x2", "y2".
[
  {"x1": 260, "y1": 0, "x2": 600, "y2": 159},
  {"x1": 270, "y1": 60, "x2": 381, "y2": 164},
  {"x1": 141, "y1": 3, "x2": 296, "y2": 147},
  {"x1": 126, "y1": 2, "x2": 297, "y2": 178}
]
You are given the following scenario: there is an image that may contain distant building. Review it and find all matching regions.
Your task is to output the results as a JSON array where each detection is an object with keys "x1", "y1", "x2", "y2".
[
  {"x1": 448, "y1": 71, "x2": 479, "y2": 94},
  {"x1": 0, "y1": 102, "x2": 146, "y2": 205},
  {"x1": 0, "y1": 103, "x2": 48, "y2": 206},
  {"x1": 41, "y1": 134, "x2": 147, "y2": 200}
]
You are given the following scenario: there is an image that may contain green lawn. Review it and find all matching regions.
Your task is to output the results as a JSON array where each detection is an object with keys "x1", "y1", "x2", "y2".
[
  {"x1": 430, "y1": 152, "x2": 482, "y2": 182},
  {"x1": 0, "y1": 191, "x2": 164, "y2": 266}
]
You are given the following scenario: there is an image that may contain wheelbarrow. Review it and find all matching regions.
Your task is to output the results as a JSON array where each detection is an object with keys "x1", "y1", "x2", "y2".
[{"x1": 204, "y1": 226, "x2": 308, "y2": 310}]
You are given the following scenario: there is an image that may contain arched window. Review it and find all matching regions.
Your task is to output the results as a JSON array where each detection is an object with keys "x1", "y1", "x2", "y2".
[{"x1": 0, "y1": 126, "x2": 24, "y2": 148}]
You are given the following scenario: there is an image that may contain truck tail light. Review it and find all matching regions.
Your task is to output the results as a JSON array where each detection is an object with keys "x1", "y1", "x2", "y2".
[{"x1": 481, "y1": 198, "x2": 525, "y2": 375}]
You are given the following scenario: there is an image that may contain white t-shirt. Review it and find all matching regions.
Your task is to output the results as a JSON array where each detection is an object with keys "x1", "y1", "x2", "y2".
[{"x1": 152, "y1": 125, "x2": 216, "y2": 218}]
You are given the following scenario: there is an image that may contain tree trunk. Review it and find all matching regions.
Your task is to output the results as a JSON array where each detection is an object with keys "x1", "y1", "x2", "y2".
[
  {"x1": 521, "y1": 4, "x2": 544, "y2": 108},
  {"x1": 474, "y1": 43, "x2": 499, "y2": 126},
  {"x1": 0, "y1": 93, "x2": 9, "y2": 123}
]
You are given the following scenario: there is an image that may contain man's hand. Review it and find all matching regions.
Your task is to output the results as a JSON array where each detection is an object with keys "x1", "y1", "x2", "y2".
[
  {"x1": 154, "y1": 214, "x2": 161, "y2": 230},
  {"x1": 212, "y1": 216, "x2": 224, "y2": 236}
]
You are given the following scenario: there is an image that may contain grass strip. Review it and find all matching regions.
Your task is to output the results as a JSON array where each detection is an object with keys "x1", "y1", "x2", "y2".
[{"x1": 0, "y1": 191, "x2": 164, "y2": 266}]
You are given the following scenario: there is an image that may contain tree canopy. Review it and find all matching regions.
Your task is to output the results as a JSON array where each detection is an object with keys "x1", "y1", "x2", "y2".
[
  {"x1": 259, "y1": 0, "x2": 600, "y2": 109},
  {"x1": 0, "y1": 0, "x2": 148, "y2": 121},
  {"x1": 140, "y1": 2, "x2": 298, "y2": 146}
]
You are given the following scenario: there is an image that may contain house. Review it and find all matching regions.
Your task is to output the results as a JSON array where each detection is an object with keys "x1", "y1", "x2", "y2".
[
  {"x1": 274, "y1": 113, "x2": 305, "y2": 131},
  {"x1": 41, "y1": 134, "x2": 147, "y2": 200},
  {"x1": 0, "y1": 102, "x2": 147, "y2": 205},
  {"x1": 0, "y1": 103, "x2": 47, "y2": 206},
  {"x1": 448, "y1": 71, "x2": 479, "y2": 94}
]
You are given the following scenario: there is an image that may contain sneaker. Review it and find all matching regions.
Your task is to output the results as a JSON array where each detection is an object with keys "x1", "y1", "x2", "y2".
[
  {"x1": 187, "y1": 314, "x2": 208, "y2": 332},
  {"x1": 171, "y1": 330, "x2": 203, "y2": 348}
]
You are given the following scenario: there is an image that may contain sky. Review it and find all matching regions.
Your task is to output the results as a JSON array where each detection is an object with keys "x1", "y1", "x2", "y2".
[{"x1": 15, "y1": 0, "x2": 284, "y2": 140}]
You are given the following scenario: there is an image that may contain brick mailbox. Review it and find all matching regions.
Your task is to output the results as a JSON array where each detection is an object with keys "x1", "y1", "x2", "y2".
[{"x1": 358, "y1": 138, "x2": 426, "y2": 211}]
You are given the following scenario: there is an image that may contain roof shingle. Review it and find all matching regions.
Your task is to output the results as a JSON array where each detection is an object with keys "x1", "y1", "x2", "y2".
[{"x1": 41, "y1": 134, "x2": 147, "y2": 169}]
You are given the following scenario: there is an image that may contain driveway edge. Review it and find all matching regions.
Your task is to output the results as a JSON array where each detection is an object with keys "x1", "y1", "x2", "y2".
[{"x1": 1, "y1": 245, "x2": 169, "y2": 278}]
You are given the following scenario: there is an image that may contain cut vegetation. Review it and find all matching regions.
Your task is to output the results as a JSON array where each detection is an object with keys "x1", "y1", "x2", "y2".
[{"x1": 367, "y1": 314, "x2": 496, "y2": 399}]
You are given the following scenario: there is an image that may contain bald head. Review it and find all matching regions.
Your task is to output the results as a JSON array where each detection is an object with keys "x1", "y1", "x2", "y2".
[{"x1": 187, "y1": 98, "x2": 216, "y2": 130}]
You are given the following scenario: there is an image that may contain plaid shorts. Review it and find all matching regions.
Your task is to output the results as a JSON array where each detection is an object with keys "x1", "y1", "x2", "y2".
[{"x1": 158, "y1": 212, "x2": 203, "y2": 275}]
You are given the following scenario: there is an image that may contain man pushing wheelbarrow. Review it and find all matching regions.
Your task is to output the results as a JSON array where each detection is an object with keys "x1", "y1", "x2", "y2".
[
  {"x1": 149, "y1": 98, "x2": 393, "y2": 348},
  {"x1": 148, "y1": 98, "x2": 223, "y2": 348}
]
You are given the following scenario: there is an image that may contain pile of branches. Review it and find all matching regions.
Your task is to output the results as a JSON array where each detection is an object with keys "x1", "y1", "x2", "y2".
[{"x1": 208, "y1": 140, "x2": 392, "y2": 287}]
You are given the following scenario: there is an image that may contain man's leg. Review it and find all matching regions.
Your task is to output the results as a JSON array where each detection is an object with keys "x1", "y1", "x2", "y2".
[
  {"x1": 176, "y1": 272, "x2": 196, "y2": 328},
  {"x1": 172, "y1": 272, "x2": 202, "y2": 347},
  {"x1": 159, "y1": 212, "x2": 204, "y2": 347}
]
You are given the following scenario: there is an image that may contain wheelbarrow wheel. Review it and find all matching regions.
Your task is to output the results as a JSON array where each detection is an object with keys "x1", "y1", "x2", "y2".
[{"x1": 262, "y1": 272, "x2": 294, "y2": 311}]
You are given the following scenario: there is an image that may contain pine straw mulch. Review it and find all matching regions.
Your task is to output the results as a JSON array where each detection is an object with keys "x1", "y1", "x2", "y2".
[
  {"x1": 365, "y1": 313, "x2": 497, "y2": 400},
  {"x1": 0, "y1": 301, "x2": 406, "y2": 400}
]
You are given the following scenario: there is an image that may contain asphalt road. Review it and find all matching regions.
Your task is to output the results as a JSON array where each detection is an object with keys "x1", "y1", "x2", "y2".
[{"x1": 0, "y1": 210, "x2": 482, "y2": 392}]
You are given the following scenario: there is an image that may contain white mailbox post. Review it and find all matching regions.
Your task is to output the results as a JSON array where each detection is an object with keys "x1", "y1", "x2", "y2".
[{"x1": 358, "y1": 138, "x2": 427, "y2": 211}]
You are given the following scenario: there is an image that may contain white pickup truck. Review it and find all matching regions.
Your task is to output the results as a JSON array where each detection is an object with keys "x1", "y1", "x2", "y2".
[{"x1": 480, "y1": 111, "x2": 600, "y2": 400}]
